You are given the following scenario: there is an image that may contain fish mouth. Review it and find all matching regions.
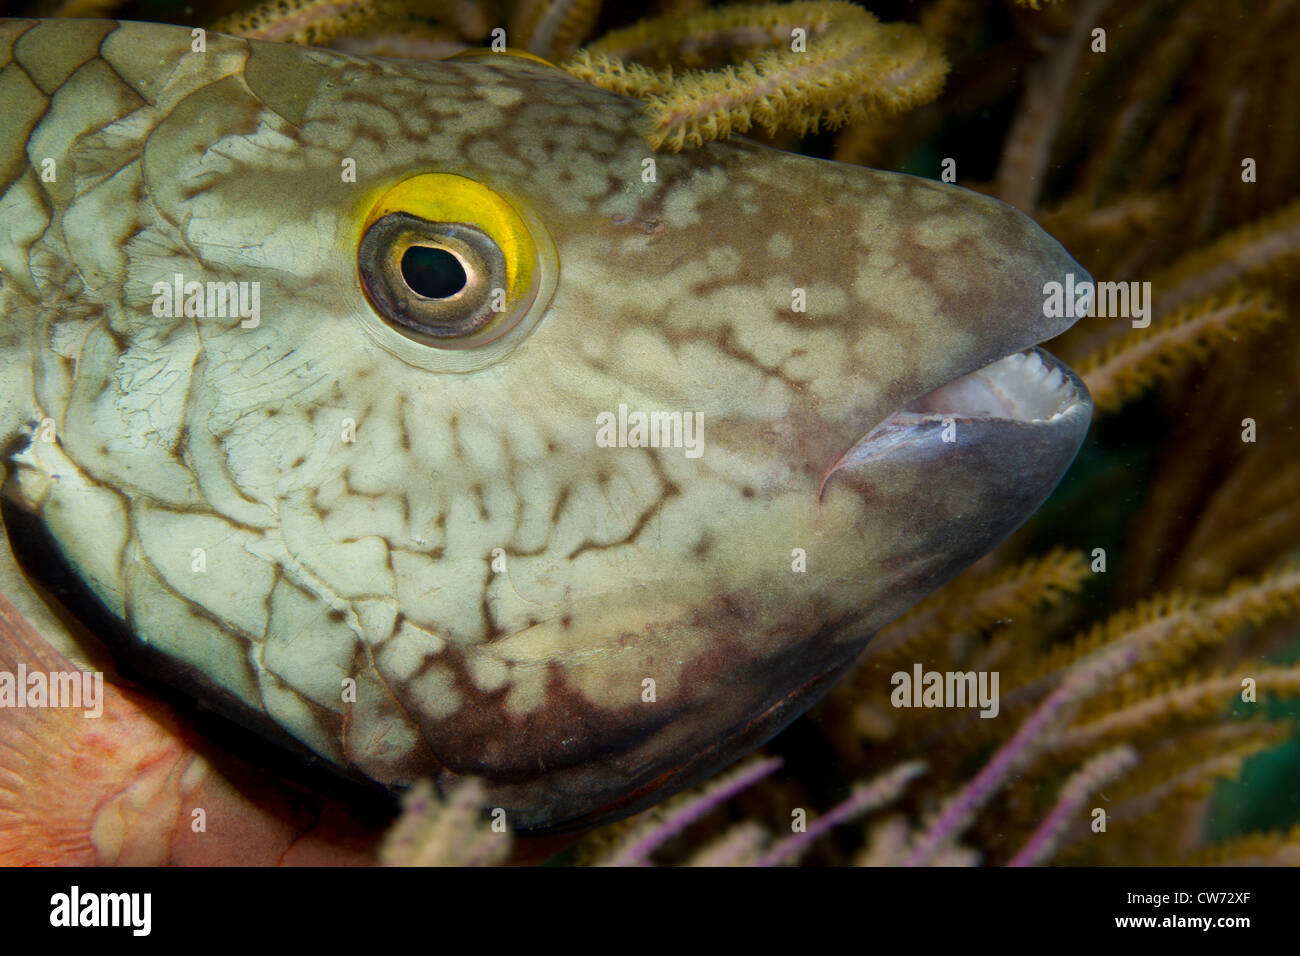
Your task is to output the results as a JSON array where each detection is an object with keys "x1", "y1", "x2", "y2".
[{"x1": 826, "y1": 346, "x2": 1091, "y2": 485}]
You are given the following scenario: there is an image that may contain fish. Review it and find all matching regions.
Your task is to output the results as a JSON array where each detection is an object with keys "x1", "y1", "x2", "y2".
[{"x1": 0, "y1": 16, "x2": 1093, "y2": 841}]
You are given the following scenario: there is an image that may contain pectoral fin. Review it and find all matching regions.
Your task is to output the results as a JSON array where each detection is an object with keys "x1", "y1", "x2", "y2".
[{"x1": 0, "y1": 591, "x2": 380, "y2": 865}]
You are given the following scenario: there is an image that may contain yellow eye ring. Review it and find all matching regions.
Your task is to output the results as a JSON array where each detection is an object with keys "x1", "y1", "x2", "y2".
[
  {"x1": 355, "y1": 173, "x2": 557, "y2": 371},
  {"x1": 445, "y1": 47, "x2": 557, "y2": 67}
]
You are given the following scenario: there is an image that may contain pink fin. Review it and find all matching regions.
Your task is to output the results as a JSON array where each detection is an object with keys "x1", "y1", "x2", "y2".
[{"x1": 0, "y1": 591, "x2": 381, "y2": 865}]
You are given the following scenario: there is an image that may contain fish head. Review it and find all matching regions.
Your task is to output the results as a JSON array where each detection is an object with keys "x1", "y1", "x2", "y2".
[{"x1": 0, "y1": 20, "x2": 1091, "y2": 831}]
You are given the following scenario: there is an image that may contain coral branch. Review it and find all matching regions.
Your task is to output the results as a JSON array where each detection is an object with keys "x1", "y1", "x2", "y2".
[
  {"x1": 992, "y1": 0, "x2": 1110, "y2": 212},
  {"x1": 1147, "y1": 199, "x2": 1300, "y2": 316},
  {"x1": 563, "y1": 50, "x2": 673, "y2": 97},
  {"x1": 903, "y1": 642, "x2": 1137, "y2": 866},
  {"x1": 1174, "y1": 457, "x2": 1300, "y2": 590},
  {"x1": 511, "y1": 0, "x2": 603, "y2": 60},
  {"x1": 213, "y1": 0, "x2": 493, "y2": 44},
  {"x1": 685, "y1": 822, "x2": 769, "y2": 866},
  {"x1": 565, "y1": 2, "x2": 947, "y2": 150},
  {"x1": 753, "y1": 761, "x2": 926, "y2": 866},
  {"x1": 1185, "y1": 824, "x2": 1300, "y2": 866},
  {"x1": 1006, "y1": 745, "x2": 1138, "y2": 867},
  {"x1": 1095, "y1": 724, "x2": 1285, "y2": 829},
  {"x1": 1001, "y1": 562, "x2": 1300, "y2": 716},
  {"x1": 1059, "y1": 666, "x2": 1300, "y2": 755},
  {"x1": 1076, "y1": 284, "x2": 1283, "y2": 415},
  {"x1": 213, "y1": 0, "x2": 403, "y2": 44},
  {"x1": 598, "y1": 756, "x2": 782, "y2": 866},
  {"x1": 379, "y1": 779, "x2": 511, "y2": 866},
  {"x1": 864, "y1": 547, "x2": 1089, "y2": 666}
]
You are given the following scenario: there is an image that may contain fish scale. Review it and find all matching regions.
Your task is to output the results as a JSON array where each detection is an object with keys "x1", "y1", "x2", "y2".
[{"x1": 0, "y1": 17, "x2": 1091, "y2": 831}]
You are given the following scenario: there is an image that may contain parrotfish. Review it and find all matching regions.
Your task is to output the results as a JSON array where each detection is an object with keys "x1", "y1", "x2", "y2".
[{"x1": 0, "y1": 17, "x2": 1092, "y2": 849}]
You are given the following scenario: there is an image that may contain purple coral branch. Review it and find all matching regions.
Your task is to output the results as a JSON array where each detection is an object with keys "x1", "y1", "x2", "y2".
[
  {"x1": 903, "y1": 643, "x2": 1139, "y2": 867},
  {"x1": 1007, "y1": 744, "x2": 1139, "y2": 867},
  {"x1": 754, "y1": 760, "x2": 927, "y2": 867},
  {"x1": 687, "y1": 823, "x2": 768, "y2": 866},
  {"x1": 601, "y1": 756, "x2": 783, "y2": 866}
]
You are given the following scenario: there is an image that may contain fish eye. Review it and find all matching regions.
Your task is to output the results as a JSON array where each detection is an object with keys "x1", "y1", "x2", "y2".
[
  {"x1": 357, "y1": 173, "x2": 551, "y2": 351},
  {"x1": 359, "y1": 214, "x2": 505, "y2": 340}
]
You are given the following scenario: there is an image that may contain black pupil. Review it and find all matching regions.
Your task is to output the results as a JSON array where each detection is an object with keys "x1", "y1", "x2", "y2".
[{"x1": 401, "y1": 245, "x2": 467, "y2": 299}]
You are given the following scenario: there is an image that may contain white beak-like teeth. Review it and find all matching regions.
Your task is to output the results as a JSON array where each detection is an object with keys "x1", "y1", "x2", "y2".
[{"x1": 887, "y1": 348, "x2": 1082, "y2": 426}]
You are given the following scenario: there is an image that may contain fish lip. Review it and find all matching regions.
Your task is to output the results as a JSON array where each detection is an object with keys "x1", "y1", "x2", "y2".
[{"x1": 823, "y1": 346, "x2": 1092, "y2": 486}]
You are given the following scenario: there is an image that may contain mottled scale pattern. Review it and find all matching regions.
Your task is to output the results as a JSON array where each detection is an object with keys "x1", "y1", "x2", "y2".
[{"x1": 0, "y1": 19, "x2": 1086, "y2": 829}]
